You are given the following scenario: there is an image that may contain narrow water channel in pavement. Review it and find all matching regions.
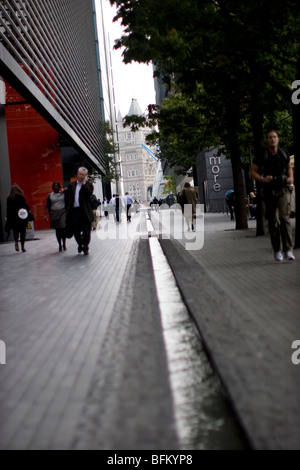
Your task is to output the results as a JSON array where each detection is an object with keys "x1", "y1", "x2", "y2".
[{"x1": 148, "y1": 230, "x2": 250, "y2": 450}]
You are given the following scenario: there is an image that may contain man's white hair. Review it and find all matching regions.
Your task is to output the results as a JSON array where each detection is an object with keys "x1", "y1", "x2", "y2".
[{"x1": 77, "y1": 167, "x2": 88, "y2": 174}]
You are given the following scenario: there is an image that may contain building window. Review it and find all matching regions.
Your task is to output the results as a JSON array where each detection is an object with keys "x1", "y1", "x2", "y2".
[
  {"x1": 126, "y1": 154, "x2": 137, "y2": 161},
  {"x1": 127, "y1": 170, "x2": 139, "y2": 177},
  {"x1": 125, "y1": 132, "x2": 135, "y2": 143}
]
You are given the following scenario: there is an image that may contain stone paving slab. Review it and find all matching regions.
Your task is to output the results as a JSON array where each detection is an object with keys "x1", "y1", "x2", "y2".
[{"x1": 149, "y1": 209, "x2": 300, "y2": 449}]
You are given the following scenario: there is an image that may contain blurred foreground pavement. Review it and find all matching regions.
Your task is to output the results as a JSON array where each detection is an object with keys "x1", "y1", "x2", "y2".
[{"x1": 0, "y1": 208, "x2": 299, "y2": 450}]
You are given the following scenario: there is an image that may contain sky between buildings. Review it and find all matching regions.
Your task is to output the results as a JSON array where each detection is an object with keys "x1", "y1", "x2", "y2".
[{"x1": 98, "y1": 0, "x2": 156, "y2": 118}]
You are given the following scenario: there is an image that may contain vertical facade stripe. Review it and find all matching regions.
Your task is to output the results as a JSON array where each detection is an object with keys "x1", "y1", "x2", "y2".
[{"x1": 0, "y1": 0, "x2": 104, "y2": 170}]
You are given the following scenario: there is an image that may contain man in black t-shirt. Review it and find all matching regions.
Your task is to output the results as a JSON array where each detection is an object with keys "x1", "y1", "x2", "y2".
[{"x1": 250, "y1": 130, "x2": 295, "y2": 261}]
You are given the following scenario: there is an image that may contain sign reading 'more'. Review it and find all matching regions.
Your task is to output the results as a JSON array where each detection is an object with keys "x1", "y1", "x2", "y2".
[
  {"x1": 209, "y1": 155, "x2": 221, "y2": 192},
  {"x1": 205, "y1": 151, "x2": 233, "y2": 195}
]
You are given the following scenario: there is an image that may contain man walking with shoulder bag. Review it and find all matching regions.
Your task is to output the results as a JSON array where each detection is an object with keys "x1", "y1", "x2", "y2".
[{"x1": 250, "y1": 130, "x2": 295, "y2": 261}]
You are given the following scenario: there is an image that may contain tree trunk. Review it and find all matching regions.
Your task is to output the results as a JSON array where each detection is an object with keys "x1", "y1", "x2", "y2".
[
  {"x1": 292, "y1": 61, "x2": 300, "y2": 248},
  {"x1": 231, "y1": 150, "x2": 248, "y2": 229},
  {"x1": 250, "y1": 101, "x2": 265, "y2": 236},
  {"x1": 225, "y1": 103, "x2": 248, "y2": 230}
]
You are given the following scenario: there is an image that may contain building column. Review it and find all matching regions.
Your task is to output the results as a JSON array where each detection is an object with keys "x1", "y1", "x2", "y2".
[{"x1": 0, "y1": 78, "x2": 11, "y2": 242}]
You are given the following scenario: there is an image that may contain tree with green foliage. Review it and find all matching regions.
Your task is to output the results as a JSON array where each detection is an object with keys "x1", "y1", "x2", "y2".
[
  {"x1": 161, "y1": 174, "x2": 177, "y2": 196},
  {"x1": 110, "y1": 0, "x2": 299, "y2": 233}
]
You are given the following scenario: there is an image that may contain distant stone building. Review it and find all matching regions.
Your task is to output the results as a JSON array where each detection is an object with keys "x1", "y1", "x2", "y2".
[{"x1": 116, "y1": 99, "x2": 158, "y2": 201}]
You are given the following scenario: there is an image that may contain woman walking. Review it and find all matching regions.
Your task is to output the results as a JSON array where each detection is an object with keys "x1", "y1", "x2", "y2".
[
  {"x1": 44, "y1": 182, "x2": 67, "y2": 252},
  {"x1": 6, "y1": 184, "x2": 31, "y2": 252},
  {"x1": 178, "y1": 182, "x2": 198, "y2": 231},
  {"x1": 91, "y1": 194, "x2": 101, "y2": 230},
  {"x1": 103, "y1": 196, "x2": 109, "y2": 218}
]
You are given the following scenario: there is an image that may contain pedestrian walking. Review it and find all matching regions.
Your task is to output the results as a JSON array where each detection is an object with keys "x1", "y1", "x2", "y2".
[
  {"x1": 250, "y1": 129, "x2": 295, "y2": 261},
  {"x1": 124, "y1": 192, "x2": 133, "y2": 221},
  {"x1": 133, "y1": 199, "x2": 140, "y2": 213},
  {"x1": 225, "y1": 190, "x2": 235, "y2": 220},
  {"x1": 109, "y1": 194, "x2": 116, "y2": 222},
  {"x1": 178, "y1": 182, "x2": 197, "y2": 231},
  {"x1": 103, "y1": 196, "x2": 109, "y2": 218},
  {"x1": 150, "y1": 197, "x2": 159, "y2": 212},
  {"x1": 44, "y1": 182, "x2": 67, "y2": 252},
  {"x1": 5, "y1": 184, "x2": 32, "y2": 253},
  {"x1": 65, "y1": 167, "x2": 94, "y2": 255},
  {"x1": 91, "y1": 194, "x2": 101, "y2": 230},
  {"x1": 247, "y1": 191, "x2": 257, "y2": 220},
  {"x1": 112, "y1": 194, "x2": 124, "y2": 223}
]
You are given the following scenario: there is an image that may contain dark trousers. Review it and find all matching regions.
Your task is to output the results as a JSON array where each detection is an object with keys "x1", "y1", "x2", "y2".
[
  {"x1": 72, "y1": 208, "x2": 91, "y2": 249},
  {"x1": 115, "y1": 200, "x2": 120, "y2": 222},
  {"x1": 126, "y1": 204, "x2": 132, "y2": 221},
  {"x1": 13, "y1": 228, "x2": 26, "y2": 246},
  {"x1": 263, "y1": 187, "x2": 293, "y2": 252},
  {"x1": 226, "y1": 201, "x2": 234, "y2": 220},
  {"x1": 55, "y1": 228, "x2": 66, "y2": 248}
]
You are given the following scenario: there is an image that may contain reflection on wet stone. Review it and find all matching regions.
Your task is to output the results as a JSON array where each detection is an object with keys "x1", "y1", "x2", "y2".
[{"x1": 166, "y1": 319, "x2": 247, "y2": 449}]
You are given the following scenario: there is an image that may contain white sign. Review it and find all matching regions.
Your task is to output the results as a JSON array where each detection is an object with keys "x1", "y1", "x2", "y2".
[
  {"x1": 209, "y1": 156, "x2": 221, "y2": 191},
  {"x1": 18, "y1": 208, "x2": 28, "y2": 219}
]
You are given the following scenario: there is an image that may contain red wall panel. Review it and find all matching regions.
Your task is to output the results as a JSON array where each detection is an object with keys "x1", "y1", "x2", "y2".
[{"x1": 5, "y1": 82, "x2": 63, "y2": 230}]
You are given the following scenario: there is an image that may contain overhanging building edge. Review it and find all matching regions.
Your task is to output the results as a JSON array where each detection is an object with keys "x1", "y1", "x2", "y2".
[{"x1": 0, "y1": 43, "x2": 105, "y2": 175}]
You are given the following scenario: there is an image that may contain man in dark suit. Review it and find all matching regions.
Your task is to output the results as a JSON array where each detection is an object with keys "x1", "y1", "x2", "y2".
[{"x1": 65, "y1": 167, "x2": 94, "y2": 255}]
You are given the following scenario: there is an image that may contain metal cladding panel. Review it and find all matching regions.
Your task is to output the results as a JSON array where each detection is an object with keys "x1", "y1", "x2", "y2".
[
  {"x1": 0, "y1": 0, "x2": 104, "y2": 172},
  {"x1": 205, "y1": 150, "x2": 234, "y2": 198}
]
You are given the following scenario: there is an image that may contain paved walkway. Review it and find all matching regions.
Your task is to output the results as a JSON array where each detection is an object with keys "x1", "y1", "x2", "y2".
[
  {"x1": 0, "y1": 212, "x2": 182, "y2": 450},
  {"x1": 0, "y1": 220, "x2": 140, "y2": 449},
  {"x1": 0, "y1": 208, "x2": 299, "y2": 450}
]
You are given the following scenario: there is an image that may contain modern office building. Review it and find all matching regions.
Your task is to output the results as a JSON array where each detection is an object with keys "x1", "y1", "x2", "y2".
[
  {"x1": 0, "y1": 0, "x2": 105, "y2": 238},
  {"x1": 95, "y1": 0, "x2": 121, "y2": 198}
]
